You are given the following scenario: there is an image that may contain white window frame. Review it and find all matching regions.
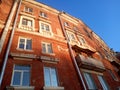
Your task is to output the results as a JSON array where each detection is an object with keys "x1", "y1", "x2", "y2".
[
  {"x1": 42, "y1": 42, "x2": 53, "y2": 54},
  {"x1": 44, "y1": 67, "x2": 58, "y2": 87},
  {"x1": 98, "y1": 75, "x2": 110, "y2": 90},
  {"x1": 19, "y1": 16, "x2": 35, "y2": 31},
  {"x1": 11, "y1": 65, "x2": 30, "y2": 86},
  {"x1": 83, "y1": 72, "x2": 97, "y2": 89},
  {"x1": 67, "y1": 31, "x2": 78, "y2": 45},
  {"x1": 78, "y1": 36, "x2": 86, "y2": 46},
  {"x1": 17, "y1": 37, "x2": 32, "y2": 50},
  {"x1": 24, "y1": 6, "x2": 33, "y2": 13},
  {"x1": 64, "y1": 22, "x2": 69, "y2": 27},
  {"x1": 40, "y1": 12, "x2": 47, "y2": 18},
  {"x1": 39, "y1": 21, "x2": 53, "y2": 37}
]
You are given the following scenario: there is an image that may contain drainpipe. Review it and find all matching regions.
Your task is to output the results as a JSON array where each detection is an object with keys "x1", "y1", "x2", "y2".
[
  {"x1": 0, "y1": 0, "x2": 22, "y2": 87},
  {"x1": 58, "y1": 12, "x2": 87, "y2": 90}
]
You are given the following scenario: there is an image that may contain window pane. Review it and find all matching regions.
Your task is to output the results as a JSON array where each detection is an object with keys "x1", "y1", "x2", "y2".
[
  {"x1": 42, "y1": 43, "x2": 46, "y2": 53},
  {"x1": 41, "y1": 23, "x2": 44, "y2": 30},
  {"x1": 12, "y1": 72, "x2": 21, "y2": 85},
  {"x1": 98, "y1": 75, "x2": 109, "y2": 90},
  {"x1": 19, "y1": 39, "x2": 25, "y2": 49},
  {"x1": 22, "y1": 19, "x2": 27, "y2": 25},
  {"x1": 83, "y1": 72, "x2": 97, "y2": 89},
  {"x1": 26, "y1": 39, "x2": 32, "y2": 50},
  {"x1": 22, "y1": 72, "x2": 30, "y2": 86},
  {"x1": 51, "y1": 68, "x2": 58, "y2": 86},
  {"x1": 27, "y1": 20, "x2": 32, "y2": 27},
  {"x1": 47, "y1": 44, "x2": 52, "y2": 53},
  {"x1": 15, "y1": 65, "x2": 30, "y2": 70},
  {"x1": 44, "y1": 68, "x2": 51, "y2": 86},
  {"x1": 46, "y1": 25, "x2": 49, "y2": 31}
]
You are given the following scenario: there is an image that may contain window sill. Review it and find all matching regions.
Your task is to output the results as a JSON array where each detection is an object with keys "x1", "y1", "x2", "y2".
[
  {"x1": 6, "y1": 86, "x2": 34, "y2": 90},
  {"x1": 43, "y1": 86, "x2": 64, "y2": 90},
  {"x1": 16, "y1": 48, "x2": 34, "y2": 52}
]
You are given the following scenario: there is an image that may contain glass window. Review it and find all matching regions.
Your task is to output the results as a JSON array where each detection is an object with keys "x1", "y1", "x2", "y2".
[
  {"x1": 78, "y1": 37, "x2": 86, "y2": 45},
  {"x1": 68, "y1": 32, "x2": 76, "y2": 41},
  {"x1": 25, "y1": 6, "x2": 33, "y2": 13},
  {"x1": 44, "y1": 67, "x2": 58, "y2": 86},
  {"x1": 40, "y1": 12, "x2": 47, "y2": 18},
  {"x1": 64, "y1": 22, "x2": 69, "y2": 27},
  {"x1": 41, "y1": 23, "x2": 50, "y2": 31},
  {"x1": 22, "y1": 18, "x2": 32, "y2": 27},
  {"x1": 83, "y1": 72, "x2": 97, "y2": 89},
  {"x1": 42, "y1": 42, "x2": 53, "y2": 54},
  {"x1": 98, "y1": 75, "x2": 110, "y2": 90},
  {"x1": 11, "y1": 65, "x2": 30, "y2": 86},
  {"x1": 18, "y1": 37, "x2": 32, "y2": 50}
]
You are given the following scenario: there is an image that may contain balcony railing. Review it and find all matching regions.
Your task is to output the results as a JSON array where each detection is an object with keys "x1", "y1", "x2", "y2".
[{"x1": 76, "y1": 54, "x2": 105, "y2": 72}]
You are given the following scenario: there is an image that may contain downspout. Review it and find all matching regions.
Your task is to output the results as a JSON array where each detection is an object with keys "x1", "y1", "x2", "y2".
[
  {"x1": 58, "y1": 12, "x2": 87, "y2": 90},
  {"x1": 0, "y1": 0, "x2": 22, "y2": 87},
  {"x1": 0, "y1": 0, "x2": 19, "y2": 53}
]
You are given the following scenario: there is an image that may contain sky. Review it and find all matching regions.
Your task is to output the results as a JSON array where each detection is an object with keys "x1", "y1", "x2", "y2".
[{"x1": 37, "y1": 0, "x2": 120, "y2": 52}]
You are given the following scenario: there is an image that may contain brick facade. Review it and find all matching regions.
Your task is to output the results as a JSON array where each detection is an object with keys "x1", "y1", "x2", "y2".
[{"x1": 0, "y1": 0, "x2": 120, "y2": 90}]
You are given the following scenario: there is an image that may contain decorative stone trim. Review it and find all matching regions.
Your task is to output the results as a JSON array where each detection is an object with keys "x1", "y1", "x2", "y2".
[
  {"x1": 6, "y1": 86, "x2": 34, "y2": 90},
  {"x1": 40, "y1": 55, "x2": 59, "y2": 63},
  {"x1": 43, "y1": 86, "x2": 64, "y2": 90},
  {"x1": 10, "y1": 52, "x2": 36, "y2": 59}
]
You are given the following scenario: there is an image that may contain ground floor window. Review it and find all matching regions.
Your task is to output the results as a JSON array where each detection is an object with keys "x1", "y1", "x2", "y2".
[
  {"x1": 11, "y1": 65, "x2": 30, "y2": 86},
  {"x1": 44, "y1": 67, "x2": 58, "y2": 87}
]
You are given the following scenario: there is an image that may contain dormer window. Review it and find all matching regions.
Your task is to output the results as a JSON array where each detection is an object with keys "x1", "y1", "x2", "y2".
[
  {"x1": 24, "y1": 6, "x2": 33, "y2": 13},
  {"x1": 40, "y1": 12, "x2": 47, "y2": 18}
]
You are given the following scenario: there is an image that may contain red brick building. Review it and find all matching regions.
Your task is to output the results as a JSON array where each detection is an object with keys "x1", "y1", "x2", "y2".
[{"x1": 0, "y1": 0, "x2": 120, "y2": 90}]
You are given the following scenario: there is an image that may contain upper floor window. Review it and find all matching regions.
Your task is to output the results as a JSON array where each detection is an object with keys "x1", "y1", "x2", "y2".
[
  {"x1": 83, "y1": 72, "x2": 97, "y2": 89},
  {"x1": 108, "y1": 70, "x2": 118, "y2": 81},
  {"x1": 44, "y1": 67, "x2": 58, "y2": 87},
  {"x1": 11, "y1": 65, "x2": 30, "y2": 86},
  {"x1": 78, "y1": 37, "x2": 86, "y2": 45},
  {"x1": 18, "y1": 37, "x2": 32, "y2": 50},
  {"x1": 98, "y1": 75, "x2": 110, "y2": 90},
  {"x1": 67, "y1": 32, "x2": 76, "y2": 41},
  {"x1": 39, "y1": 21, "x2": 53, "y2": 37},
  {"x1": 64, "y1": 22, "x2": 69, "y2": 27},
  {"x1": 22, "y1": 18, "x2": 32, "y2": 27},
  {"x1": 24, "y1": 6, "x2": 33, "y2": 13},
  {"x1": 40, "y1": 12, "x2": 47, "y2": 18},
  {"x1": 73, "y1": 26, "x2": 78, "y2": 31},
  {"x1": 19, "y1": 16, "x2": 35, "y2": 31},
  {"x1": 42, "y1": 42, "x2": 53, "y2": 54}
]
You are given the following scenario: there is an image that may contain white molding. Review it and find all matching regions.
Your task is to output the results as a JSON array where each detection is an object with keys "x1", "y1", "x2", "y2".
[
  {"x1": 43, "y1": 86, "x2": 64, "y2": 90},
  {"x1": 19, "y1": 15, "x2": 35, "y2": 31},
  {"x1": 6, "y1": 86, "x2": 34, "y2": 90}
]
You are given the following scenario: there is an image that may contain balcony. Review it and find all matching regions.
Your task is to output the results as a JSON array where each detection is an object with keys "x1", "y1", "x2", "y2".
[{"x1": 76, "y1": 54, "x2": 105, "y2": 72}]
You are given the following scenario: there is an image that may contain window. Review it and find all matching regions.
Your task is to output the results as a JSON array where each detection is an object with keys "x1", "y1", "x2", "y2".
[
  {"x1": 64, "y1": 22, "x2": 69, "y2": 27},
  {"x1": 44, "y1": 67, "x2": 58, "y2": 87},
  {"x1": 25, "y1": 6, "x2": 33, "y2": 13},
  {"x1": 18, "y1": 37, "x2": 32, "y2": 50},
  {"x1": 42, "y1": 42, "x2": 53, "y2": 54},
  {"x1": 40, "y1": 12, "x2": 47, "y2": 18},
  {"x1": 19, "y1": 16, "x2": 35, "y2": 31},
  {"x1": 68, "y1": 32, "x2": 76, "y2": 41},
  {"x1": 39, "y1": 21, "x2": 53, "y2": 36},
  {"x1": 41, "y1": 23, "x2": 50, "y2": 31},
  {"x1": 78, "y1": 37, "x2": 86, "y2": 45},
  {"x1": 83, "y1": 72, "x2": 97, "y2": 89},
  {"x1": 108, "y1": 70, "x2": 118, "y2": 81},
  {"x1": 98, "y1": 75, "x2": 110, "y2": 90},
  {"x1": 22, "y1": 18, "x2": 32, "y2": 27},
  {"x1": 11, "y1": 65, "x2": 30, "y2": 86},
  {"x1": 73, "y1": 26, "x2": 78, "y2": 31}
]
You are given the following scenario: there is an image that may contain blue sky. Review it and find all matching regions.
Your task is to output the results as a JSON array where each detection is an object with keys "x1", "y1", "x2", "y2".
[{"x1": 37, "y1": 0, "x2": 120, "y2": 51}]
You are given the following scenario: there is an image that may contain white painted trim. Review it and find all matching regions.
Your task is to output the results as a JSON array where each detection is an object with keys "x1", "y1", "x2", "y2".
[
  {"x1": 39, "y1": 21, "x2": 53, "y2": 37},
  {"x1": 43, "y1": 86, "x2": 64, "y2": 90},
  {"x1": 19, "y1": 15, "x2": 35, "y2": 31}
]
